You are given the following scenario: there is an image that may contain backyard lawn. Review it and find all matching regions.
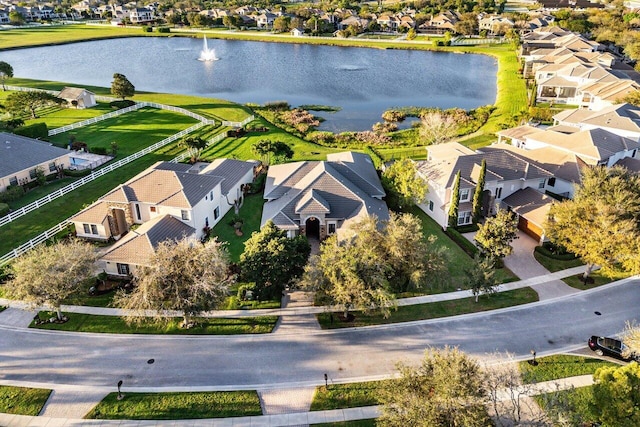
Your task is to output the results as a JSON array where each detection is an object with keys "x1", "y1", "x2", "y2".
[
  {"x1": 23, "y1": 102, "x2": 114, "y2": 129},
  {"x1": 48, "y1": 107, "x2": 198, "y2": 158},
  {"x1": 32, "y1": 311, "x2": 278, "y2": 334},
  {"x1": 86, "y1": 391, "x2": 262, "y2": 420},
  {"x1": 0, "y1": 385, "x2": 51, "y2": 416}
]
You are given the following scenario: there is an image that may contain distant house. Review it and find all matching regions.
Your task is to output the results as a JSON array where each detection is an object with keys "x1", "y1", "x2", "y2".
[
  {"x1": 291, "y1": 27, "x2": 305, "y2": 37},
  {"x1": 58, "y1": 87, "x2": 97, "y2": 109},
  {"x1": 261, "y1": 151, "x2": 389, "y2": 239},
  {"x1": 256, "y1": 12, "x2": 276, "y2": 29},
  {"x1": 130, "y1": 7, "x2": 154, "y2": 23},
  {"x1": 0, "y1": 132, "x2": 71, "y2": 193},
  {"x1": 552, "y1": 103, "x2": 640, "y2": 141}
]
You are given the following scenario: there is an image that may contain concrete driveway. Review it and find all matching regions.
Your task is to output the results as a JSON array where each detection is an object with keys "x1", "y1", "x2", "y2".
[{"x1": 464, "y1": 230, "x2": 580, "y2": 300}]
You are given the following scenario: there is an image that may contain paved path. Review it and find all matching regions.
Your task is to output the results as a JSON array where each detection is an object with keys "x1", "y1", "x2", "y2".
[
  {"x1": 0, "y1": 374, "x2": 593, "y2": 426},
  {"x1": 39, "y1": 388, "x2": 108, "y2": 418}
]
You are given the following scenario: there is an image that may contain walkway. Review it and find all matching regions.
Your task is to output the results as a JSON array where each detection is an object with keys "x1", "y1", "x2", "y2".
[
  {"x1": 0, "y1": 265, "x2": 589, "y2": 323},
  {"x1": 0, "y1": 374, "x2": 593, "y2": 426}
]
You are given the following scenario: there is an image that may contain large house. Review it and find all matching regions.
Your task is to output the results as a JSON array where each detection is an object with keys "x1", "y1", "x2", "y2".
[
  {"x1": 0, "y1": 132, "x2": 71, "y2": 193},
  {"x1": 261, "y1": 151, "x2": 389, "y2": 239},
  {"x1": 72, "y1": 159, "x2": 257, "y2": 276}
]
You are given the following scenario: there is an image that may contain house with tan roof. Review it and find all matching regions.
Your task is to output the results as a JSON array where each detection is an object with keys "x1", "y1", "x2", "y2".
[
  {"x1": 261, "y1": 151, "x2": 389, "y2": 240},
  {"x1": 72, "y1": 159, "x2": 257, "y2": 275},
  {"x1": 416, "y1": 142, "x2": 554, "y2": 241},
  {"x1": 552, "y1": 103, "x2": 640, "y2": 140},
  {"x1": 57, "y1": 87, "x2": 97, "y2": 109}
]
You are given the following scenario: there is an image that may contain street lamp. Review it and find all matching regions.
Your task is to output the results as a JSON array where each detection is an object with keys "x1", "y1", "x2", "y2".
[
  {"x1": 117, "y1": 380, "x2": 124, "y2": 400},
  {"x1": 529, "y1": 349, "x2": 537, "y2": 366}
]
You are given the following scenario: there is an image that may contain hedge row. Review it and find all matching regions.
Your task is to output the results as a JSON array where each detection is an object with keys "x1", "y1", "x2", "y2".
[{"x1": 445, "y1": 227, "x2": 479, "y2": 258}]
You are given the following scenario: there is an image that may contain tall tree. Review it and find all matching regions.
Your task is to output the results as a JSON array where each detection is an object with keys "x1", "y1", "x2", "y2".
[
  {"x1": 381, "y1": 158, "x2": 428, "y2": 209},
  {"x1": 378, "y1": 347, "x2": 488, "y2": 427},
  {"x1": 110, "y1": 73, "x2": 135, "y2": 100},
  {"x1": 546, "y1": 166, "x2": 640, "y2": 279},
  {"x1": 0, "y1": 61, "x2": 13, "y2": 91},
  {"x1": 6, "y1": 239, "x2": 97, "y2": 321},
  {"x1": 448, "y1": 170, "x2": 461, "y2": 229},
  {"x1": 474, "y1": 209, "x2": 518, "y2": 260},
  {"x1": 420, "y1": 111, "x2": 458, "y2": 145},
  {"x1": 181, "y1": 136, "x2": 207, "y2": 158},
  {"x1": 5, "y1": 91, "x2": 63, "y2": 119},
  {"x1": 471, "y1": 159, "x2": 486, "y2": 223},
  {"x1": 239, "y1": 220, "x2": 310, "y2": 299},
  {"x1": 114, "y1": 238, "x2": 233, "y2": 326},
  {"x1": 251, "y1": 140, "x2": 293, "y2": 165},
  {"x1": 590, "y1": 362, "x2": 640, "y2": 427},
  {"x1": 465, "y1": 253, "x2": 499, "y2": 302}
]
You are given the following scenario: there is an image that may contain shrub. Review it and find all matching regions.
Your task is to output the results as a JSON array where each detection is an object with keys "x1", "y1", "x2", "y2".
[
  {"x1": 109, "y1": 100, "x2": 135, "y2": 109},
  {"x1": 63, "y1": 168, "x2": 92, "y2": 177},
  {"x1": 364, "y1": 146, "x2": 383, "y2": 170},
  {"x1": 91, "y1": 146, "x2": 108, "y2": 155},
  {"x1": 0, "y1": 185, "x2": 25, "y2": 203},
  {"x1": 264, "y1": 101, "x2": 290, "y2": 111},
  {"x1": 70, "y1": 141, "x2": 88, "y2": 151},
  {"x1": 157, "y1": 27, "x2": 170, "y2": 33},
  {"x1": 535, "y1": 244, "x2": 578, "y2": 261},
  {"x1": 250, "y1": 173, "x2": 266, "y2": 194},
  {"x1": 142, "y1": 25, "x2": 152, "y2": 32},
  {"x1": 0, "y1": 202, "x2": 9, "y2": 216},
  {"x1": 14, "y1": 122, "x2": 48, "y2": 139},
  {"x1": 445, "y1": 227, "x2": 479, "y2": 257}
]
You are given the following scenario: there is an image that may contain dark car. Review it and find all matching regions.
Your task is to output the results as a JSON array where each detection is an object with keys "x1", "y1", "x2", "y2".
[{"x1": 588, "y1": 336, "x2": 639, "y2": 361}]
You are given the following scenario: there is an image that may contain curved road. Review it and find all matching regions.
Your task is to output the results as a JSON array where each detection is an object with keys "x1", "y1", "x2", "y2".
[{"x1": 1, "y1": 279, "x2": 638, "y2": 390}]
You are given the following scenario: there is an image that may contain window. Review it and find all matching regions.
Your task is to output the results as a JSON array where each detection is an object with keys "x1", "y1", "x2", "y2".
[
  {"x1": 210, "y1": 191, "x2": 214, "y2": 200},
  {"x1": 150, "y1": 206, "x2": 156, "y2": 213},
  {"x1": 460, "y1": 188, "x2": 470, "y2": 201},
  {"x1": 9, "y1": 176, "x2": 17, "y2": 186},
  {"x1": 328, "y1": 223, "x2": 336, "y2": 234},
  {"x1": 205, "y1": 217, "x2": 209, "y2": 227},
  {"x1": 428, "y1": 200, "x2": 434, "y2": 211},
  {"x1": 135, "y1": 204, "x2": 141, "y2": 221},
  {"x1": 457, "y1": 211, "x2": 472, "y2": 226},
  {"x1": 29, "y1": 169, "x2": 38, "y2": 179},
  {"x1": 181, "y1": 210, "x2": 190, "y2": 220},
  {"x1": 548, "y1": 177, "x2": 556, "y2": 187},
  {"x1": 49, "y1": 162, "x2": 57, "y2": 173},
  {"x1": 495, "y1": 187, "x2": 502, "y2": 199},
  {"x1": 91, "y1": 224, "x2": 98, "y2": 234},
  {"x1": 214, "y1": 207, "x2": 220, "y2": 220},
  {"x1": 83, "y1": 224, "x2": 90, "y2": 234},
  {"x1": 538, "y1": 179, "x2": 545, "y2": 189},
  {"x1": 117, "y1": 263, "x2": 130, "y2": 275}
]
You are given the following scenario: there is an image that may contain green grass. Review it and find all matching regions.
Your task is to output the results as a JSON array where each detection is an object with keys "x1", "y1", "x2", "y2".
[
  {"x1": 534, "y1": 386, "x2": 594, "y2": 425},
  {"x1": 85, "y1": 391, "x2": 261, "y2": 420},
  {"x1": 48, "y1": 107, "x2": 198, "y2": 158},
  {"x1": 0, "y1": 385, "x2": 52, "y2": 415},
  {"x1": 376, "y1": 146, "x2": 428, "y2": 161},
  {"x1": 0, "y1": 141, "x2": 184, "y2": 256},
  {"x1": 533, "y1": 250, "x2": 583, "y2": 273},
  {"x1": 562, "y1": 270, "x2": 628, "y2": 290},
  {"x1": 317, "y1": 287, "x2": 538, "y2": 329},
  {"x1": 24, "y1": 102, "x2": 114, "y2": 129},
  {"x1": 210, "y1": 193, "x2": 266, "y2": 262},
  {"x1": 519, "y1": 355, "x2": 617, "y2": 384},
  {"x1": 311, "y1": 381, "x2": 388, "y2": 410},
  {"x1": 6, "y1": 177, "x2": 77, "y2": 210},
  {"x1": 32, "y1": 311, "x2": 278, "y2": 334}
]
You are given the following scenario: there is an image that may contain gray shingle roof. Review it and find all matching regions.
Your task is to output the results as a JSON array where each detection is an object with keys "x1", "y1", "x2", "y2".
[
  {"x1": 0, "y1": 132, "x2": 70, "y2": 179},
  {"x1": 201, "y1": 158, "x2": 258, "y2": 196}
]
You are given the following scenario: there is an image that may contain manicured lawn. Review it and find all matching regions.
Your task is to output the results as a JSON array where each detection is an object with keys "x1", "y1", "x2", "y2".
[
  {"x1": 376, "y1": 145, "x2": 428, "y2": 161},
  {"x1": 199, "y1": 116, "x2": 336, "y2": 162},
  {"x1": 562, "y1": 270, "x2": 628, "y2": 291},
  {"x1": 210, "y1": 193, "x2": 266, "y2": 262},
  {"x1": 519, "y1": 354, "x2": 616, "y2": 384},
  {"x1": 85, "y1": 391, "x2": 261, "y2": 420},
  {"x1": 534, "y1": 386, "x2": 594, "y2": 425},
  {"x1": 24, "y1": 102, "x2": 114, "y2": 129},
  {"x1": 0, "y1": 385, "x2": 51, "y2": 415},
  {"x1": 311, "y1": 381, "x2": 388, "y2": 410},
  {"x1": 6, "y1": 177, "x2": 76, "y2": 210},
  {"x1": 32, "y1": 311, "x2": 278, "y2": 334},
  {"x1": 317, "y1": 287, "x2": 538, "y2": 329},
  {"x1": 533, "y1": 250, "x2": 583, "y2": 273},
  {"x1": 48, "y1": 107, "x2": 198, "y2": 158},
  {"x1": 0, "y1": 141, "x2": 184, "y2": 256}
]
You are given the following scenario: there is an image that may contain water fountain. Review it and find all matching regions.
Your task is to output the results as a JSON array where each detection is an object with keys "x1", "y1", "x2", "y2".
[{"x1": 198, "y1": 36, "x2": 219, "y2": 62}]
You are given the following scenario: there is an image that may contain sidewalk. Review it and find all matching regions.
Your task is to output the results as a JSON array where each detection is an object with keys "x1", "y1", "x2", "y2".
[
  {"x1": 0, "y1": 266, "x2": 593, "y2": 322},
  {"x1": 0, "y1": 375, "x2": 593, "y2": 426}
]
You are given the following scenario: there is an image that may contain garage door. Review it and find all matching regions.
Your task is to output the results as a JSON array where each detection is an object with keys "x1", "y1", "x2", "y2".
[{"x1": 518, "y1": 215, "x2": 543, "y2": 242}]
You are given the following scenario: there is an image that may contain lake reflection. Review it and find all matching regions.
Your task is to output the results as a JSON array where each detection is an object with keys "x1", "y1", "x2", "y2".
[{"x1": 1, "y1": 37, "x2": 497, "y2": 131}]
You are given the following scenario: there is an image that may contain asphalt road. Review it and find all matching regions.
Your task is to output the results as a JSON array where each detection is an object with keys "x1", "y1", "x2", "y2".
[{"x1": 1, "y1": 279, "x2": 638, "y2": 390}]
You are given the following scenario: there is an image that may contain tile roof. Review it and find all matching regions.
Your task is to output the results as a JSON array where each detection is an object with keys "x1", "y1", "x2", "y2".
[
  {"x1": 502, "y1": 187, "x2": 554, "y2": 228},
  {"x1": 71, "y1": 200, "x2": 110, "y2": 224},
  {"x1": 0, "y1": 132, "x2": 70, "y2": 179},
  {"x1": 101, "y1": 215, "x2": 195, "y2": 266},
  {"x1": 555, "y1": 103, "x2": 640, "y2": 134}
]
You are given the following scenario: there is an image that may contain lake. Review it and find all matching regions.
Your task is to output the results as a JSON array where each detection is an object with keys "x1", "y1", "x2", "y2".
[{"x1": 1, "y1": 37, "x2": 498, "y2": 131}]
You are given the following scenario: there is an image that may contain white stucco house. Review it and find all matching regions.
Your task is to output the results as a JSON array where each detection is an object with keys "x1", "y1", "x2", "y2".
[{"x1": 57, "y1": 87, "x2": 97, "y2": 109}]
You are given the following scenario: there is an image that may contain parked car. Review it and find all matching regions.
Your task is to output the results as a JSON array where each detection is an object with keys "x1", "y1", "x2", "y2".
[{"x1": 588, "y1": 336, "x2": 639, "y2": 361}]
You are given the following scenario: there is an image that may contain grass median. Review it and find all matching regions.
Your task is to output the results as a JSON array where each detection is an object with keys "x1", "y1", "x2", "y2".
[
  {"x1": 0, "y1": 385, "x2": 51, "y2": 416},
  {"x1": 85, "y1": 391, "x2": 261, "y2": 420},
  {"x1": 317, "y1": 287, "x2": 538, "y2": 329},
  {"x1": 31, "y1": 311, "x2": 278, "y2": 334},
  {"x1": 519, "y1": 354, "x2": 617, "y2": 384}
]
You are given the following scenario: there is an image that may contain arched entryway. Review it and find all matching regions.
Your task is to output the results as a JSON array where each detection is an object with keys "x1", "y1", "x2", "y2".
[{"x1": 305, "y1": 217, "x2": 320, "y2": 239}]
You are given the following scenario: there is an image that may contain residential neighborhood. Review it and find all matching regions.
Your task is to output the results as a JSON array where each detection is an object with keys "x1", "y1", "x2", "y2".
[{"x1": 1, "y1": 1, "x2": 640, "y2": 425}]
